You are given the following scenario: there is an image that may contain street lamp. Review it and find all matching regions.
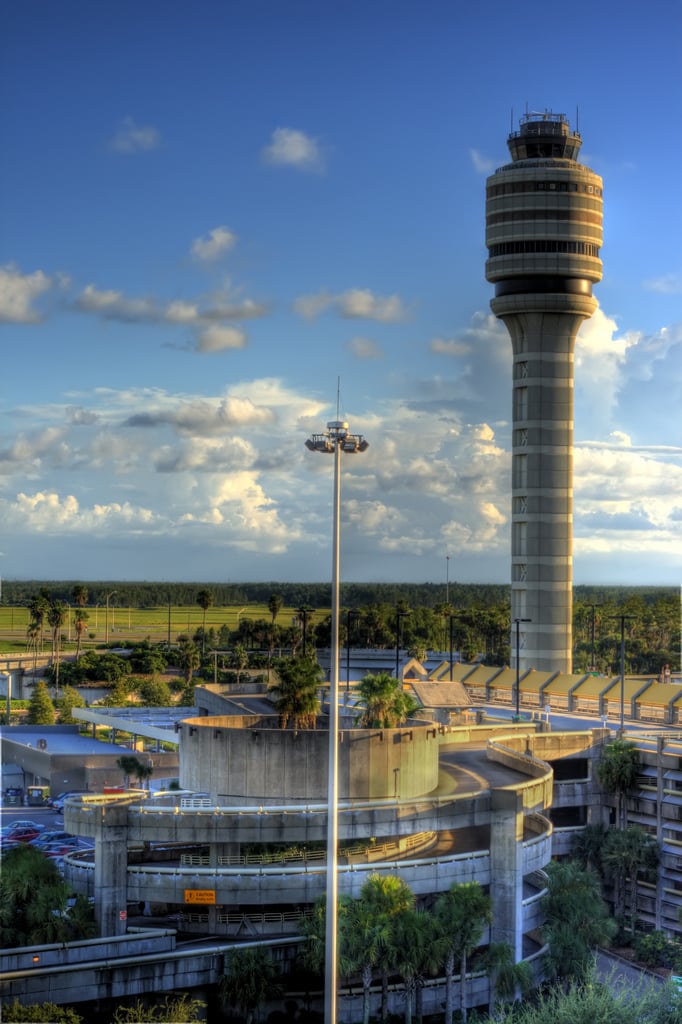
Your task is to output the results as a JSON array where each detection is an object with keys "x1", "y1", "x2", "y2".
[
  {"x1": 514, "y1": 617, "x2": 531, "y2": 719},
  {"x1": 105, "y1": 591, "x2": 117, "y2": 645},
  {"x1": 612, "y1": 615, "x2": 634, "y2": 736},
  {"x1": 345, "y1": 609, "x2": 357, "y2": 698},
  {"x1": 395, "y1": 608, "x2": 409, "y2": 680},
  {"x1": 446, "y1": 554, "x2": 451, "y2": 605},
  {"x1": 305, "y1": 417, "x2": 368, "y2": 1024},
  {"x1": 297, "y1": 606, "x2": 312, "y2": 658},
  {"x1": 588, "y1": 603, "x2": 601, "y2": 672},
  {"x1": 448, "y1": 613, "x2": 456, "y2": 678}
]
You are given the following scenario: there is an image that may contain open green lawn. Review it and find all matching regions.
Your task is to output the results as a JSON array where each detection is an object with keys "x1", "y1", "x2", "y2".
[{"x1": 0, "y1": 604, "x2": 327, "y2": 651}]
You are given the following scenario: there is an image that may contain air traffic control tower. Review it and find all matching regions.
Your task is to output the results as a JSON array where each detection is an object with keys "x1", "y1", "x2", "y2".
[{"x1": 485, "y1": 111, "x2": 603, "y2": 673}]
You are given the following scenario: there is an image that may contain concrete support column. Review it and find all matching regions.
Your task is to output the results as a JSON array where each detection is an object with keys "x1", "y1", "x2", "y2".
[
  {"x1": 491, "y1": 296, "x2": 596, "y2": 674},
  {"x1": 489, "y1": 790, "x2": 525, "y2": 961},
  {"x1": 92, "y1": 802, "x2": 130, "y2": 936}
]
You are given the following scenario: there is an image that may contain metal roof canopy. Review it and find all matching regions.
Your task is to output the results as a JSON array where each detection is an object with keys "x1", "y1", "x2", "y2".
[{"x1": 73, "y1": 707, "x2": 190, "y2": 745}]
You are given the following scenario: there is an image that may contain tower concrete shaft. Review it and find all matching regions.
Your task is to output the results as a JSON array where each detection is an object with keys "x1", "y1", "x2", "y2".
[{"x1": 485, "y1": 111, "x2": 603, "y2": 673}]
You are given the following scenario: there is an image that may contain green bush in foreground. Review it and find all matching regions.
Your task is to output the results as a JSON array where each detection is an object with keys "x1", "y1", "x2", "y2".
[
  {"x1": 495, "y1": 972, "x2": 682, "y2": 1024},
  {"x1": 2, "y1": 1002, "x2": 82, "y2": 1023},
  {"x1": 112, "y1": 994, "x2": 206, "y2": 1022}
]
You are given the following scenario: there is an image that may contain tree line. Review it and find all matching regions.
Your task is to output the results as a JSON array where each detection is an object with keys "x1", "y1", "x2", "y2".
[
  {"x1": 13, "y1": 582, "x2": 681, "y2": 683},
  {"x1": 5, "y1": 578, "x2": 676, "y2": 613}
]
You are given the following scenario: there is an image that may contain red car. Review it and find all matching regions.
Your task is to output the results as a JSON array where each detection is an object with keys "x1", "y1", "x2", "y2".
[
  {"x1": 1, "y1": 819, "x2": 46, "y2": 835},
  {"x1": 1, "y1": 824, "x2": 44, "y2": 843}
]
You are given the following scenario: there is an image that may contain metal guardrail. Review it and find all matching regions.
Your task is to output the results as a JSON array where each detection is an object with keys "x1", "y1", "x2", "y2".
[{"x1": 176, "y1": 833, "x2": 437, "y2": 868}]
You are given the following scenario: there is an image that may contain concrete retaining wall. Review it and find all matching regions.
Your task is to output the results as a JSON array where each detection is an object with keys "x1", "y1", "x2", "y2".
[{"x1": 178, "y1": 717, "x2": 440, "y2": 802}]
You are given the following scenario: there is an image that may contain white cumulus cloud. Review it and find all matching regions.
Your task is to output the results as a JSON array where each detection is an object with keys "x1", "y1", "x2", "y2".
[
  {"x1": 261, "y1": 127, "x2": 324, "y2": 172},
  {"x1": 195, "y1": 325, "x2": 247, "y2": 353},
  {"x1": 348, "y1": 336, "x2": 383, "y2": 359},
  {"x1": 109, "y1": 117, "x2": 161, "y2": 153},
  {"x1": 294, "y1": 288, "x2": 408, "y2": 323},
  {"x1": 191, "y1": 226, "x2": 238, "y2": 263},
  {"x1": 0, "y1": 264, "x2": 53, "y2": 323}
]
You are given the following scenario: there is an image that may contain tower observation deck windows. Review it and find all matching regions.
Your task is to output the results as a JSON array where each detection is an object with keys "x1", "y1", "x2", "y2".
[
  {"x1": 487, "y1": 181, "x2": 602, "y2": 197},
  {"x1": 489, "y1": 240, "x2": 600, "y2": 257}
]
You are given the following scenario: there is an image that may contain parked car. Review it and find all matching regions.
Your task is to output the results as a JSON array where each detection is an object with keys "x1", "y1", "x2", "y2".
[
  {"x1": 0, "y1": 822, "x2": 46, "y2": 843},
  {"x1": 0, "y1": 820, "x2": 46, "y2": 835},
  {"x1": 29, "y1": 830, "x2": 73, "y2": 849},
  {"x1": 51, "y1": 791, "x2": 88, "y2": 813},
  {"x1": 41, "y1": 839, "x2": 88, "y2": 858},
  {"x1": 0, "y1": 839, "x2": 22, "y2": 857}
]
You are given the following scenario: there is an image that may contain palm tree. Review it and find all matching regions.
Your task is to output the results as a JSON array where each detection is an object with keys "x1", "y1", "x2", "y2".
[
  {"x1": 0, "y1": 844, "x2": 94, "y2": 947},
  {"x1": 356, "y1": 672, "x2": 419, "y2": 729},
  {"x1": 268, "y1": 593, "x2": 282, "y2": 624},
  {"x1": 359, "y1": 873, "x2": 415, "y2": 1022},
  {"x1": 176, "y1": 638, "x2": 201, "y2": 685},
  {"x1": 597, "y1": 738, "x2": 640, "y2": 828},
  {"x1": 132, "y1": 760, "x2": 154, "y2": 790},
  {"x1": 219, "y1": 946, "x2": 283, "y2": 1024},
  {"x1": 434, "y1": 880, "x2": 492, "y2": 1024},
  {"x1": 601, "y1": 824, "x2": 658, "y2": 936},
  {"x1": 572, "y1": 822, "x2": 609, "y2": 876},
  {"x1": 270, "y1": 656, "x2": 321, "y2": 730},
  {"x1": 26, "y1": 619, "x2": 41, "y2": 676},
  {"x1": 541, "y1": 859, "x2": 616, "y2": 987},
  {"x1": 72, "y1": 583, "x2": 88, "y2": 610},
  {"x1": 230, "y1": 643, "x2": 249, "y2": 685},
  {"x1": 28, "y1": 591, "x2": 50, "y2": 654},
  {"x1": 296, "y1": 604, "x2": 315, "y2": 657},
  {"x1": 485, "y1": 941, "x2": 533, "y2": 1019},
  {"x1": 46, "y1": 600, "x2": 68, "y2": 695},
  {"x1": 73, "y1": 607, "x2": 89, "y2": 660},
  {"x1": 196, "y1": 589, "x2": 213, "y2": 654},
  {"x1": 117, "y1": 755, "x2": 144, "y2": 788},
  {"x1": 389, "y1": 908, "x2": 440, "y2": 1024},
  {"x1": 300, "y1": 895, "x2": 364, "y2": 1011}
]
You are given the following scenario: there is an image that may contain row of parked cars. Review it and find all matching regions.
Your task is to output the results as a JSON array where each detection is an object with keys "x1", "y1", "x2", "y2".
[{"x1": 0, "y1": 819, "x2": 94, "y2": 862}]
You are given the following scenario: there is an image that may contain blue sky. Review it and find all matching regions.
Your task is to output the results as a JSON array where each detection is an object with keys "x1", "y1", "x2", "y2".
[{"x1": 1, "y1": 0, "x2": 681, "y2": 586}]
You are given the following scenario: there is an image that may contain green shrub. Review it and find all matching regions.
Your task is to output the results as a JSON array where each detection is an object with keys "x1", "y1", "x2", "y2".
[
  {"x1": 633, "y1": 928, "x2": 677, "y2": 968},
  {"x1": 2, "y1": 1001, "x2": 82, "y2": 1023}
]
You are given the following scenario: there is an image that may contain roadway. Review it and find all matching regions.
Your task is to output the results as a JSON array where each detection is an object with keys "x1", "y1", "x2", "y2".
[{"x1": 478, "y1": 702, "x2": 681, "y2": 738}]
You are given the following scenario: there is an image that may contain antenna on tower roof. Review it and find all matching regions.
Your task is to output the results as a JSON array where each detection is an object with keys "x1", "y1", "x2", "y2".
[
  {"x1": 510, "y1": 107, "x2": 514, "y2": 132},
  {"x1": 576, "y1": 105, "x2": 579, "y2": 133}
]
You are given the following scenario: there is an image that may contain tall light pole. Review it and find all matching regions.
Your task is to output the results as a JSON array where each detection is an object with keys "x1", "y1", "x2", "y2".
[
  {"x1": 305, "y1": 418, "x2": 368, "y2": 1024},
  {"x1": 446, "y1": 554, "x2": 450, "y2": 605},
  {"x1": 514, "y1": 617, "x2": 531, "y2": 719},
  {"x1": 589, "y1": 603, "x2": 601, "y2": 672},
  {"x1": 612, "y1": 614, "x2": 634, "y2": 736},
  {"x1": 395, "y1": 608, "x2": 409, "y2": 680},
  {"x1": 345, "y1": 609, "x2": 356, "y2": 698},
  {"x1": 297, "y1": 606, "x2": 312, "y2": 658},
  {"x1": 448, "y1": 613, "x2": 456, "y2": 678},
  {"x1": 105, "y1": 591, "x2": 117, "y2": 645}
]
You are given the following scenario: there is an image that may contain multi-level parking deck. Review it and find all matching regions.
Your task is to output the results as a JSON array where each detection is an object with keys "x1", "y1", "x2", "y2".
[{"x1": 63, "y1": 717, "x2": 554, "y2": 980}]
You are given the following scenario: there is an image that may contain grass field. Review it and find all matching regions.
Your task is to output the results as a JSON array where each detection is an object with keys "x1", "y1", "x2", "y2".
[{"x1": 0, "y1": 604, "x2": 327, "y2": 653}]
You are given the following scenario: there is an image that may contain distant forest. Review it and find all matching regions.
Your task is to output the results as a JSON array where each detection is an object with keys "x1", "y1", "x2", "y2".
[
  {"x1": 2, "y1": 579, "x2": 678, "y2": 611},
  {"x1": 2, "y1": 579, "x2": 679, "y2": 673}
]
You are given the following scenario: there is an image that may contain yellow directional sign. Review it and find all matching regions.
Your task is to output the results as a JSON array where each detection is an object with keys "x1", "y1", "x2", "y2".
[{"x1": 184, "y1": 889, "x2": 216, "y2": 905}]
